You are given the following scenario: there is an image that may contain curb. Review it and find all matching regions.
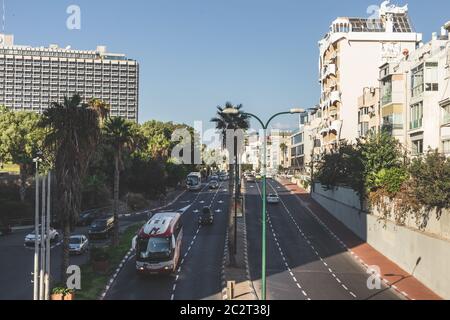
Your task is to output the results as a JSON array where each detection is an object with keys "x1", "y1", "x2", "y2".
[
  {"x1": 222, "y1": 231, "x2": 230, "y2": 300},
  {"x1": 242, "y1": 187, "x2": 258, "y2": 300},
  {"x1": 118, "y1": 190, "x2": 187, "y2": 219},
  {"x1": 99, "y1": 248, "x2": 134, "y2": 300},
  {"x1": 278, "y1": 178, "x2": 412, "y2": 301}
]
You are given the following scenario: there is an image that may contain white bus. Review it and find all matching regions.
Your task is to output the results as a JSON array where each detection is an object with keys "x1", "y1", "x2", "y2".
[{"x1": 186, "y1": 172, "x2": 202, "y2": 191}]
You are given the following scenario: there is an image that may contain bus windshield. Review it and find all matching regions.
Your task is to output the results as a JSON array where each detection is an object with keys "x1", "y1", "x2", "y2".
[
  {"x1": 187, "y1": 176, "x2": 199, "y2": 186},
  {"x1": 138, "y1": 237, "x2": 172, "y2": 259}
]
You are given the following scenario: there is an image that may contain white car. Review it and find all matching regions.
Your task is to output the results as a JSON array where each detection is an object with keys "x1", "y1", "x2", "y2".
[
  {"x1": 69, "y1": 235, "x2": 89, "y2": 255},
  {"x1": 267, "y1": 194, "x2": 280, "y2": 204},
  {"x1": 24, "y1": 227, "x2": 59, "y2": 247}
]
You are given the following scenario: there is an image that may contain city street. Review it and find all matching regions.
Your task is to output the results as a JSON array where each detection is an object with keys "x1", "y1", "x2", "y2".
[
  {"x1": 245, "y1": 179, "x2": 403, "y2": 300},
  {"x1": 105, "y1": 183, "x2": 230, "y2": 300},
  {"x1": 0, "y1": 215, "x2": 146, "y2": 300}
]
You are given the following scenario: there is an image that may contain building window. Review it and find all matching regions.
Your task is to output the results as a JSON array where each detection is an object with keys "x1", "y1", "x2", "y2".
[
  {"x1": 425, "y1": 62, "x2": 439, "y2": 92},
  {"x1": 443, "y1": 140, "x2": 450, "y2": 154},
  {"x1": 383, "y1": 113, "x2": 403, "y2": 131},
  {"x1": 411, "y1": 64, "x2": 424, "y2": 97},
  {"x1": 443, "y1": 104, "x2": 450, "y2": 125},
  {"x1": 381, "y1": 77, "x2": 392, "y2": 105},
  {"x1": 412, "y1": 139, "x2": 424, "y2": 156},
  {"x1": 410, "y1": 102, "x2": 423, "y2": 130},
  {"x1": 359, "y1": 122, "x2": 369, "y2": 137}
]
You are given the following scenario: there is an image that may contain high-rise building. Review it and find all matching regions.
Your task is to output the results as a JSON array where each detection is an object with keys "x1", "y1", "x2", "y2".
[
  {"x1": 318, "y1": 1, "x2": 422, "y2": 148},
  {"x1": 0, "y1": 33, "x2": 139, "y2": 122}
]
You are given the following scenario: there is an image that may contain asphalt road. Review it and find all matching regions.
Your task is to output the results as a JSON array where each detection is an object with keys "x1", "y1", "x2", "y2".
[
  {"x1": 0, "y1": 216, "x2": 145, "y2": 300},
  {"x1": 105, "y1": 182, "x2": 230, "y2": 300},
  {"x1": 245, "y1": 179, "x2": 403, "y2": 300}
]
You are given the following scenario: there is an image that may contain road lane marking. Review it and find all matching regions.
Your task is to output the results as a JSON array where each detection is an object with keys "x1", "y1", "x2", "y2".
[{"x1": 266, "y1": 180, "x2": 357, "y2": 300}]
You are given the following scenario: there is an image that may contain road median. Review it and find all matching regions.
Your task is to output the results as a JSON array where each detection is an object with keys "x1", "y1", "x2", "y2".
[{"x1": 222, "y1": 184, "x2": 257, "y2": 300}]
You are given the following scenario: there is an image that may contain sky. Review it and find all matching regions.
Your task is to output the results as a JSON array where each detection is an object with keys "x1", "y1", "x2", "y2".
[{"x1": 3, "y1": 0, "x2": 450, "y2": 131}]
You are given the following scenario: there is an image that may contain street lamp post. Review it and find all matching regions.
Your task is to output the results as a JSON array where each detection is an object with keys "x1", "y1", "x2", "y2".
[
  {"x1": 222, "y1": 108, "x2": 305, "y2": 300},
  {"x1": 32, "y1": 154, "x2": 42, "y2": 301}
]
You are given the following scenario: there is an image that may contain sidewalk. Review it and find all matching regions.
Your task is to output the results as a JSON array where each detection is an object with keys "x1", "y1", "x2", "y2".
[
  {"x1": 278, "y1": 178, "x2": 442, "y2": 300},
  {"x1": 222, "y1": 196, "x2": 257, "y2": 300}
]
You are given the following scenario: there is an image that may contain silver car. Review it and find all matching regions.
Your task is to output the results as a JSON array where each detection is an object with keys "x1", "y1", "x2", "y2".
[
  {"x1": 69, "y1": 235, "x2": 89, "y2": 255},
  {"x1": 267, "y1": 194, "x2": 280, "y2": 204}
]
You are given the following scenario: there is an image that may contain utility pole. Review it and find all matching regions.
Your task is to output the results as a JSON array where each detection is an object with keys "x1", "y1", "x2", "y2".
[
  {"x1": 39, "y1": 177, "x2": 46, "y2": 300},
  {"x1": 45, "y1": 172, "x2": 51, "y2": 300},
  {"x1": 32, "y1": 156, "x2": 41, "y2": 301}
]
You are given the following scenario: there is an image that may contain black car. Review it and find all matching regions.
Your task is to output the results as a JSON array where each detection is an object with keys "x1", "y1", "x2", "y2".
[
  {"x1": 198, "y1": 207, "x2": 214, "y2": 226},
  {"x1": 88, "y1": 217, "x2": 114, "y2": 239},
  {"x1": 77, "y1": 210, "x2": 104, "y2": 227}
]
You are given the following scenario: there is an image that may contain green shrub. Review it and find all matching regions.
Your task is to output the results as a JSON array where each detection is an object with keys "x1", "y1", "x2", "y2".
[{"x1": 374, "y1": 167, "x2": 409, "y2": 195}]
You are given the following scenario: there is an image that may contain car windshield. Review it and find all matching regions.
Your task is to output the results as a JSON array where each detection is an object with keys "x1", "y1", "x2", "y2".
[
  {"x1": 70, "y1": 238, "x2": 82, "y2": 245},
  {"x1": 92, "y1": 220, "x2": 107, "y2": 228}
]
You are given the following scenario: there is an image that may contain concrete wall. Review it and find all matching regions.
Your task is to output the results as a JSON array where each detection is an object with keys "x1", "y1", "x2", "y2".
[{"x1": 312, "y1": 183, "x2": 450, "y2": 299}]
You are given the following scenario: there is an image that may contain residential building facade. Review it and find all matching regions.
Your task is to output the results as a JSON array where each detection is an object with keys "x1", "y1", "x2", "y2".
[
  {"x1": 0, "y1": 33, "x2": 139, "y2": 122},
  {"x1": 357, "y1": 87, "x2": 381, "y2": 138},
  {"x1": 318, "y1": 1, "x2": 422, "y2": 149},
  {"x1": 379, "y1": 25, "x2": 450, "y2": 156}
]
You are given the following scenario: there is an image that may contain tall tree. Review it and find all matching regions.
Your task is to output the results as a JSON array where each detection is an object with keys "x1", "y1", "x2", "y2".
[
  {"x1": 211, "y1": 102, "x2": 250, "y2": 189},
  {"x1": 0, "y1": 106, "x2": 46, "y2": 201},
  {"x1": 40, "y1": 94, "x2": 100, "y2": 282},
  {"x1": 103, "y1": 117, "x2": 139, "y2": 246},
  {"x1": 89, "y1": 98, "x2": 110, "y2": 125}
]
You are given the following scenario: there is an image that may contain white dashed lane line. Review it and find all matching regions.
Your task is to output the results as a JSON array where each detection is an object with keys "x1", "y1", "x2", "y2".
[
  {"x1": 254, "y1": 182, "x2": 310, "y2": 300},
  {"x1": 267, "y1": 180, "x2": 358, "y2": 300},
  {"x1": 171, "y1": 183, "x2": 225, "y2": 300}
]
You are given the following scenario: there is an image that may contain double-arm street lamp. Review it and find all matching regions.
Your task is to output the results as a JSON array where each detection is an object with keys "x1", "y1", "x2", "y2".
[{"x1": 222, "y1": 107, "x2": 305, "y2": 300}]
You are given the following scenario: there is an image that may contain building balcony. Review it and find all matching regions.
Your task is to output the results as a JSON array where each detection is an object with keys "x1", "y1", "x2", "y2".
[{"x1": 321, "y1": 63, "x2": 336, "y2": 80}]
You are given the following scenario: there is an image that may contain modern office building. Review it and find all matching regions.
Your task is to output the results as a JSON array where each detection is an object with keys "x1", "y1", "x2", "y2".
[
  {"x1": 318, "y1": 1, "x2": 422, "y2": 148},
  {"x1": 0, "y1": 33, "x2": 139, "y2": 122}
]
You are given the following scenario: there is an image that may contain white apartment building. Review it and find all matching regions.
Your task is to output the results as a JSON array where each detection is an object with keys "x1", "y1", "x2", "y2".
[
  {"x1": 267, "y1": 131, "x2": 291, "y2": 173},
  {"x1": 380, "y1": 24, "x2": 450, "y2": 156},
  {"x1": 245, "y1": 132, "x2": 261, "y2": 170},
  {"x1": 290, "y1": 109, "x2": 321, "y2": 172},
  {"x1": 318, "y1": 1, "x2": 422, "y2": 148},
  {"x1": 0, "y1": 33, "x2": 139, "y2": 122}
]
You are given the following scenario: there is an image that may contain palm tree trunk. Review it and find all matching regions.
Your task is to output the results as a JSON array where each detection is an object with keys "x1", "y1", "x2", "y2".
[
  {"x1": 19, "y1": 164, "x2": 27, "y2": 202},
  {"x1": 61, "y1": 218, "x2": 71, "y2": 283},
  {"x1": 112, "y1": 151, "x2": 120, "y2": 247}
]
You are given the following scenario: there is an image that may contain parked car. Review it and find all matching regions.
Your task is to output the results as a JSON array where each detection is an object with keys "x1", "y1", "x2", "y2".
[
  {"x1": 267, "y1": 194, "x2": 280, "y2": 205},
  {"x1": 69, "y1": 235, "x2": 89, "y2": 255},
  {"x1": 198, "y1": 207, "x2": 214, "y2": 226},
  {"x1": 77, "y1": 210, "x2": 104, "y2": 227},
  {"x1": 24, "y1": 227, "x2": 59, "y2": 247},
  {"x1": 0, "y1": 222, "x2": 11, "y2": 236},
  {"x1": 88, "y1": 217, "x2": 114, "y2": 240},
  {"x1": 246, "y1": 175, "x2": 256, "y2": 183},
  {"x1": 209, "y1": 180, "x2": 220, "y2": 190}
]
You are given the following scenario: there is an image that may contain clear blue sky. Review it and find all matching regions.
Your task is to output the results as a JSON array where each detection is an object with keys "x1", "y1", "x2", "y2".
[{"x1": 4, "y1": 0, "x2": 450, "y2": 130}]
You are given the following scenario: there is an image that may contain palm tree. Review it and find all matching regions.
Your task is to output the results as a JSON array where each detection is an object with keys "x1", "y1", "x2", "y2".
[
  {"x1": 89, "y1": 98, "x2": 110, "y2": 125},
  {"x1": 211, "y1": 102, "x2": 250, "y2": 195},
  {"x1": 103, "y1": 117, "x2": 138, "y2": 246},
  {"x1": 40, "y1": 94, "x2": 100, "y2": 282}
]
